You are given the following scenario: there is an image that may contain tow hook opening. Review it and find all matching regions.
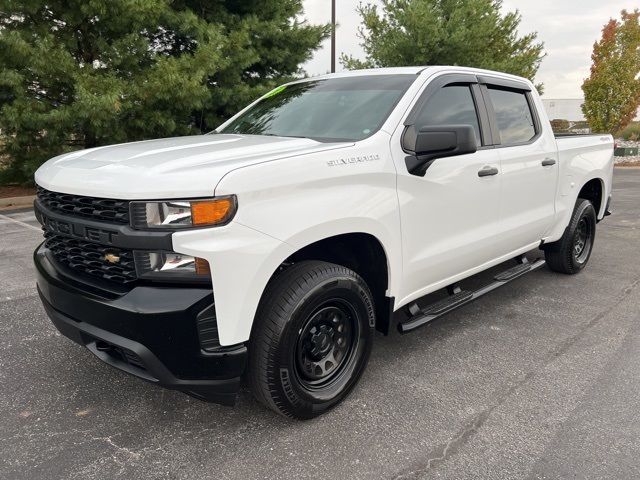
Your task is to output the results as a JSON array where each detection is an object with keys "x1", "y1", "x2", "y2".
[
  {"x1": 95, "y1": 340, "x2": 112, "y2": 352},
  {"x1": 91, "y1": 338, "x2": 148, "y2": 372}
]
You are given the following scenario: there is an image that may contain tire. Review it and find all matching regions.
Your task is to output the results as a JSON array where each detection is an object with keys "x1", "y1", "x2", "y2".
[
  {"x1": 248, "y1": 260, "x2": 375, "y2": 419},
  {"x1": 544, "y1": 198, "x2": 597, "y2": 274}
]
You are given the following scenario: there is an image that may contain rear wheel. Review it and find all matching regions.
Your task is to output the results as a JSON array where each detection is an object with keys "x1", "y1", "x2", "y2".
[
  {"x1": 248, "y1": 261, "x2": 375, "y2": 419},
  {"x1": 544, "y1": 198, "x2": 597, "y2": 274}
]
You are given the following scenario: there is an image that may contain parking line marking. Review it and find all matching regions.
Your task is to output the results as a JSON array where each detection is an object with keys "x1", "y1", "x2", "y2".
[{"x1": 0, "y1": 213, "x2": 41, "y2": 232}]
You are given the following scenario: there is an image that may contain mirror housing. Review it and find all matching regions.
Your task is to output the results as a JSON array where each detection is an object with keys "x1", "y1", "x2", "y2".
[{"x1": 404, "y1": 125, "x2": 478, "y2": 176}]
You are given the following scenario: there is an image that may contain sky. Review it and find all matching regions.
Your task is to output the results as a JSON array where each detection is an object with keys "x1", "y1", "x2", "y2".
[{"x1": 302, "y1": 0, "x2": 639, "y2": 99}]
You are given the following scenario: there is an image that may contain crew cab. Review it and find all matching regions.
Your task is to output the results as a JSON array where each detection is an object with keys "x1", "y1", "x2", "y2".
[{"x1": 33, "y1": 67, "x2": 614, "y2": 419}]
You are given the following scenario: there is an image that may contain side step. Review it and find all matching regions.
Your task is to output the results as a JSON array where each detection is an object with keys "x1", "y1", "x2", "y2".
[
  {"x1": 494, "y1": 262, "x2": 532, "y2": 282},
  {"x1": 399, "y1": 257, "x2": 546, "y2": 333}
]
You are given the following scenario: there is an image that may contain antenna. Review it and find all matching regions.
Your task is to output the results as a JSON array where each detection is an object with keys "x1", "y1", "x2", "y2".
[{"x1": 331, "y1": 0, "x2": 336, "y2": 73}]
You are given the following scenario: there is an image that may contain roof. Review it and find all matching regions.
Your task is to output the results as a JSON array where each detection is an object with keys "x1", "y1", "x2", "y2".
[
  {"x1": 307, "y1": 66, "x2": 534, "y2": 88},
  {"x1": 309, "y1": 66, "x2": 428, "y2": 80}
]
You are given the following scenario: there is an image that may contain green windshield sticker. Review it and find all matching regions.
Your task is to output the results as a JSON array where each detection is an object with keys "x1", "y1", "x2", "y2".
[{"x1": 264, "y1": 85, "x2": 287, "y2": 99}]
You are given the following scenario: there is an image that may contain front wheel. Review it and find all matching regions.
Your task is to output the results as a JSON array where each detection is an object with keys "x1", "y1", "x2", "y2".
[
  {"x1": 248, "y1": 261, "x2": 375, "y2": 419},
  {"x1": 544, "y1": 198, "x2": 597, "y2": 274}
]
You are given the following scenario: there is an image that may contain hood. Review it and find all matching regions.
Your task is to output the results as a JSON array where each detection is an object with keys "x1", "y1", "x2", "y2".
[{"x1": 35, "y1": 134, "x2": 349, "y2": 199}]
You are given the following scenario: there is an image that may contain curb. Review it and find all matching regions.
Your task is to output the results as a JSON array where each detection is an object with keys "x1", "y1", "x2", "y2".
[{"x1": 0, "y1": 195, "x2": 35, "y2": 211}]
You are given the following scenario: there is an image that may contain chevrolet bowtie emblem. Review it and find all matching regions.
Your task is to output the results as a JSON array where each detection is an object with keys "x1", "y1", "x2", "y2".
[{"x1": 104, "y1": 252, "x2": 121, "y2": 264}]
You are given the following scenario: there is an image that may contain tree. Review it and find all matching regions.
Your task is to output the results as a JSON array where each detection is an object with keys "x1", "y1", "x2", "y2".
[
  {"x1": 177, "y1": 1, "x2": 330, "y2": 128},
  {"x1": 582, "y1": 10, "x2": 640, "y2": 135},
  {"x1": 550, "y1": 119, "x2": 570, "y2": 133},
  {"x1": 341, "y1": 0, "x2": 545, "y2": 86},
  {"x1": 0, "y1": 1, "x2": 328, "y2": 184}
]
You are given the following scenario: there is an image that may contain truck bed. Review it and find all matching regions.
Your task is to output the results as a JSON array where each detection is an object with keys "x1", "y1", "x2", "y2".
[{"x1": 554, "y1": 133, "x2": 607, "y2": 138}]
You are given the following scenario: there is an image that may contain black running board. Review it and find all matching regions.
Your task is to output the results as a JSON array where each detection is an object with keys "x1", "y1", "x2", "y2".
[{"x1": 399, "y1": 258, "x2": 546, "y2": 333}]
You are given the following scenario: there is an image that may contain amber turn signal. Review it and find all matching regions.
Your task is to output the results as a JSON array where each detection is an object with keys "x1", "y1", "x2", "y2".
[
  {"x1": 195, "y1": 257, "x2": 211, "y2": 276},
  {"x1": 190, "y1": 197, "x2": 236, "y2": 226}
]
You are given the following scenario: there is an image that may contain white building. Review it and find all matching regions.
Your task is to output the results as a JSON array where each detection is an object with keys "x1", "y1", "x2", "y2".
[{"x1": 542, "y1": 98, "x2": 640, "y2": 122}]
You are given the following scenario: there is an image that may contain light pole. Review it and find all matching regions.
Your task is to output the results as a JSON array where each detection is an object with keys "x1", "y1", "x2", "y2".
[{"x1": 331, "y1": 0, "x2": 336, "y2": 73}]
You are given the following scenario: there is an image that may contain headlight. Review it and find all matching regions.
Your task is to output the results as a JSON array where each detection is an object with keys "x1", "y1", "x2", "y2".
[
  {"x1": 130, "y1": 196, "x2": 237, "y2": 230},
  {"x1": 134, "y1": 251, "x2": 211, "y2": 281}
]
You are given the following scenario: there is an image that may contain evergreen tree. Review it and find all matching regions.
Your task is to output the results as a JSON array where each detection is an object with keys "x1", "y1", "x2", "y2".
[
  {"x1": 582, "y1": 10, "x2": 640, "y2": 134},
  {"x1": 342, "y1": 0, "x2": 544, "y2": 86},
  {"x1": 0, "y1": 1, "x2": 328, "y2": 183}
]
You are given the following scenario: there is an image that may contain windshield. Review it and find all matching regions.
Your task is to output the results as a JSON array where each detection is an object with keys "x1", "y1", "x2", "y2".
[{"x1": 218, "y1": 75, "x2": 416, "y2": 142}]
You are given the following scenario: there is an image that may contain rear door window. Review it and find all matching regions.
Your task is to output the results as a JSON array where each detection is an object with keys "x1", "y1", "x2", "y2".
[{"x1": 487, "y1": 87, "x2": 537, "y2": 144}]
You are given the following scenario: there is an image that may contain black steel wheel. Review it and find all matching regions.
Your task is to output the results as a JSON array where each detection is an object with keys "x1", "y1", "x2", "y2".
[
  {"x1": 294, "y1": 301, "x2": 360, "y2": 388},
  {"x1": 249, "y1": 261, "x2": 375, "y2": 419},
  {"x1": 573, "y1": 216, "x2": 593, "y2": 263},
  {"x1": 544, "y1": 198, "x2": 597, "y2": 274}
]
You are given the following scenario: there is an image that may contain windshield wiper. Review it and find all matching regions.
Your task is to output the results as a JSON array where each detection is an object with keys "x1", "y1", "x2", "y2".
[{"x1": 260, "y1": 133, "x2": 310, "y2": 139}]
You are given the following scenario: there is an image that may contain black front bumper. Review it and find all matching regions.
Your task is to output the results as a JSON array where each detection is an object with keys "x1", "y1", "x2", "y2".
[{"x1": 35, "y1": 246, "x2": 247, "y2": 406}]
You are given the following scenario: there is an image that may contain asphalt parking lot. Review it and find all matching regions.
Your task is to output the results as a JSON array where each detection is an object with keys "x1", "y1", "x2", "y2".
[{"x1": 1, "y1": 169, "x2": 639, "y2": 480}]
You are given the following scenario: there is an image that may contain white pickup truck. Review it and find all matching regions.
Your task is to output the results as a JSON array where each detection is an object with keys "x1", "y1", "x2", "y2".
[{"x1": 33, "y1": 66, "x2": 613, "y2": 419}]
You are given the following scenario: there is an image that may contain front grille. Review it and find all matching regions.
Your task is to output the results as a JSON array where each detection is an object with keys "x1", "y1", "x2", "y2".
[
  {"x1": 44, "y1": 231, "x2": 137, "y2": 284},
  {"x1": 37, "y1": 186, "x2": 130, "y2": 224}
]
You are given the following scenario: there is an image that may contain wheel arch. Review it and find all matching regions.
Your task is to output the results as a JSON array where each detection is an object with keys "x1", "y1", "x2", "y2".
[
  {"x1": 261, "y1": 232, "x2": 396, "y2": 335},
  {"x1": 544, "y1": 174, "x2": 607, "y2": 245},
  {"x1": 578, "y1": 177, "x2": 605, "y2": 218}
]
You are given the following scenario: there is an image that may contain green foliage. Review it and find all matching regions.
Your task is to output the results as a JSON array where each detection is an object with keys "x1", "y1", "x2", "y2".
[
  {"x1": 341, "y1": 0, "x2": 545, "y2": 87},
  {"x1": 582, "y1": 10, "x2": 640, "y2": 135},
  {"x1": 550, "y1": 119, "x2": 570, "y2": 133},
  {"x1": 619, "y1": 122, "x2": 640, "y2": 141},
  {"x1": 0, "y1": 1, "x2": 329, "y2": 184}
]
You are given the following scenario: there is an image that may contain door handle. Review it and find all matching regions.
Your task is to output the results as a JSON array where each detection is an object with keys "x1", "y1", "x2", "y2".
[
  {"x1": 541, "y1": 158, "x2": 556, "y2": 166},
  {"x1": 478, "y1": 166, "x2": 499, "y2": 177}
]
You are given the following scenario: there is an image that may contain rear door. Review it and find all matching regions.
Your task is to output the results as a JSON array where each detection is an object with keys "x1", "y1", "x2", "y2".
[
  {"x1": 479, "y1": 78, "x2": 558, "y2": 250},
  {"x1": 391, "y1": 73, "x2": 505, "y2": 304}
]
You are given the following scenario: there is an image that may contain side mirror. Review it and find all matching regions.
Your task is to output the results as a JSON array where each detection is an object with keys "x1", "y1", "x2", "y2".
[{"x1": 404, "y1": 125, "x2": 478, "y2": 176}]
